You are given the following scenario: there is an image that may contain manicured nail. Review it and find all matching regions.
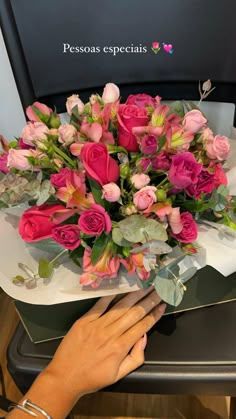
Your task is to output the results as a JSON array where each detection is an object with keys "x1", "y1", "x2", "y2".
[
  {"x1": 141, "y1": 333, "x2": 147, "y2": 350},
  {"x1": 158, "y1": 303, "x2": 167, "y2": 314}
]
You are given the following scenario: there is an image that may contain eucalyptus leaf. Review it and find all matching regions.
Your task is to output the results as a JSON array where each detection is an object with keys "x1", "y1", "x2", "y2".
[
  {"x1": 179, "y1": 266, "x2": 197, "y2": 283},
  {"x1": 38, "y1": 258, "x2": 54, "y2": 279},
  {"x1": 119, "y1": 215, "x2": 167, "y2": 243},
  {"x1": 36, "y1": 180, "x2": 55, "y2": 206},
  {"x1": 30, "y1": 239, "x2": 65, "y2": 254},
  {"x1": 130, "y1": 240, "x2": 172, "y2": 255},
  {"x1": 168, "y1": 101, "x2": 185, "y2": 117},
  {"x1": 154, "y1": 274, "x2": 184, "y2": 306},
  {"x1": 112, "y1": 227, "x2": 134, "y2": 247}
]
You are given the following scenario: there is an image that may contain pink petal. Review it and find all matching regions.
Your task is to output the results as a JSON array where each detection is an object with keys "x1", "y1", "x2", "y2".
[{"x1": 168, "y1": 207, "x2": 183, "y2": 234}]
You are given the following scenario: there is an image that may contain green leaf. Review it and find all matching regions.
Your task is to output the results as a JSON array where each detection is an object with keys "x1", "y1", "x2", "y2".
[
  {"x1": 38, "y1": 258, "x2": 54, "y2": 278},
  {"x1": 91, "y1": 233, "x2": 109, "y2": 265},
  {"x1": 154, "y1": 275, "x2": 184, "y2": 306},
  {"x1": 118, "y1": 215, "x2": 167, "y2": 243},
  {"x1": 179, "y1": 266, "x2": 197, "y2": 283},
  {"x1": 168, "y1": 101, "x2": 185, "y2": 117},
  {"x1": 112, "y1": 227, "x2": 134, "y2": 247},
  {"x1": 88, "y1": 178, "x2": 109, "y2": 209},
  {"x1": 30, "y1": 239, "x2": 65, "y2": 254},
  {"x1": 106, "y1": 144, "x2": 128, "y2": 154}
]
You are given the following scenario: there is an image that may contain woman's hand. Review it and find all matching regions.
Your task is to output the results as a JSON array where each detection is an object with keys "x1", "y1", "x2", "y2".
[{"x1": 45, "y1": 288, "x2": 166, "y2": 399}]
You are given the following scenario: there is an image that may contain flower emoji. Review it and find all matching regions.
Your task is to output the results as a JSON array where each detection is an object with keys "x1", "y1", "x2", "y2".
[{"x1": 151, "y1": 41, "x2": 160, "y2": 54}]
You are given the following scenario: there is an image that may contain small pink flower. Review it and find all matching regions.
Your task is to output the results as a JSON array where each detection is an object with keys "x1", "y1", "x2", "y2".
[
  {"x1": 171, "y1": 212, "x2": 198, "y2": 243},
  {"x1": 102, "y1": 83, "x2": 120, "y2": 104},
  {"x1": 58, "y1": 124, "x2": 77, "y2": 145},
  {"x1": 131, "y1": 173, "x2": 150, "y2": 189},
  {"x1": 7, "y1": 149, "x2": 35, "y2": 171},
  {"x1": 66, "y1": 94, "x2": 85, "y2": 115},
  {"x1": 206, "y1": 134, "x2": 230, "y2": 161},
  {"x1": 78, "y1": 203, "x2": 112, "y2": 235},
  {"x1": 0, "y1": 153, "x2": 9, "y2": 173},
  {"x1": 133, "y1": 185, "x2": 157, "y2": 210},
  {"x1": 81, "y1": 122, "x2": 103, "y2": 142},
  {"x1": 182, "y1": 110, "x2": 207, "y2": 133},
  {"x1": 52, "y1": 224, "x2": 81, "y2": 250},
  {"x1": 168, "y1": 207, "x2": 183, "y2": 234},
  {"x1": 140, "y1": 134, "x2": 158, "y2": 154},
  {"x1": 21, "y1": 121, "x2": 49, "y2": 146},
  {"x1": 102, "y1": 183, "x2": 121, "y2": 202},
  {"x1": 26, "y1": 101, "x2": 52, "y2": 122}
]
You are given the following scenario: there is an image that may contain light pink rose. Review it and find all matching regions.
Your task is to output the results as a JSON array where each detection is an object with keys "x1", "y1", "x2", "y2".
[
  {"x1": 78, "y1": 203, "x2": 112, "y2": 235},
  {"x1": 7, "y1": 149, "x2": 36, "y2": 171},
  {"x1": 131, "y1": 173, "x2": 150, "y2": 189},
  {"x1": 102, "y1": 183, "x2": 121, "y2": 202},
  {"x1": 133, "y1": 186, "x2": 157, "y2": 210},
  {"x1": 21, "y1": 122, "x2": 49, "y2": 146},
  {"x1": 58, "y1": 124, "x2": 77, "y2": 145},
  {"x1": 66, "y1": 94, "x2": 85, "y2": 115},
  {"x1": 102, "y1": 83, "x2": 120, "y2": 104},
  {"x1": 26, "y1": 101, "x2": 52, "y2": 122},
  {"x1": 206, "y1": 135, "x2": 230, "y2": 161},
  {"x1": 182, "y1": 110, "x2": 207, "y2": 133}
]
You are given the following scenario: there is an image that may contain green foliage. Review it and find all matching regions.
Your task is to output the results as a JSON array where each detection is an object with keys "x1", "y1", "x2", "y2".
[
  {"x1": 38, "y1": 258, "x2": 54, "y2": 278},
  {"x1": 88, "y1": 178, "x2": 109, "y2": 209},
  {"x1": 91, "y1": 233, "x2": 109, "y2": 265},
  {"x1": 168, "y1": 101, "x2": 185, "y2": 117},
  {"x1": 118, "y1": 215, "x2": 168, "y2": 243}
]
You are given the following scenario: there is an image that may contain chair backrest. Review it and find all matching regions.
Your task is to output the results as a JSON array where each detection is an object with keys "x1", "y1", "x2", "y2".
[{"x1": 1, "y1": 0, "x2": 236, "y2": 118}]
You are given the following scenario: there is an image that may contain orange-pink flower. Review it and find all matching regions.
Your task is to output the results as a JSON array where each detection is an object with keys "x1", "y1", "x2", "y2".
[
  {"x1": 121, "y1": 252, "x2": 150, "y2": 281},
  {"x1": 56, "y1": 170, "x2": 90, "y2": 209},
  {"x1": 80, "y1": 243, "x2": 120, "y2": 288}
]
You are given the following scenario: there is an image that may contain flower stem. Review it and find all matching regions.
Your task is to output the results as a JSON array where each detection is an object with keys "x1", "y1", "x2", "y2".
[
  {"x1": 50, "y1": 249, "x2": 68, "y2": 265},
  {"x1": 53, "y1": 145, "x2": 77, "y2": 168}
]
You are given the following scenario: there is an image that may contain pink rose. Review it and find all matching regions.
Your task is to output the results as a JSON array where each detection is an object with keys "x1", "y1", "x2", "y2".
[
  {"x1": 7, "y1": 149, "x2": 35, "y2": 171},
  {"x1": 151, "y1": 152, "x2": 171, "y2": 171},
  {"x1": 206, "y1": 135, "x2": 230, "y2": 161},
  {"x1": 209, "y1": 162, "x2": 228, "y2": 188},
  {"x1": 117, "y1": 104, "x2": 149, "y2": 151},
  {"x1": 102, "y1": 183, "x2": 121, "y2": 202},
  {"x1": 78, "y1": 203, "x2": 112, "y2": 236},
  {"x1": 58, "y1": 124, "x2": 77, "y2": 145},
  {"x1": 140, "y1": 135, "x2": 158, "y2": 154},
  {"x1": 125, "y1": 94, "x2": 156, "y2": 109},
  {"x1": 80, "y1": 142, "x2": 119, "y2": 186},
  {"x1": 66, "y1": 94, "x2": 84, "y2": 115},
  {"x1": 18, "y1": 204, "x2": 65, "y2": 242},
  {"x1": 102, "y1": 83, "x2": 120, "y2": 103},
  {"x1": 0, "y1": 153, "x2": 9, "y2": 173},
  {"x1": 131, "y1": 173, "x2": 150, "y2": 189},
  {"x1": 26, "y1": 101, "x2": 52, "y2": 122},
  {"x1": 133, "y1": 186, "x2": 157, "y2": 210},
  {"x1": 171, "y1": 212, "x2": 198, "y2": 243},
  {"x1": 152, "y1": 42, "x2": 160, "y2": 49},
  {"x1": 50, "y1": 168, "x2": 75, "y2": 188},
  {"x1": 52, "y1": 224, "x2": 81, "y2": 250},
  {"x1": 182, "y1": 110, "x2": 207, "y2": 133},
  {"x1": 168, "y1": 152, "x2": 202, "y2": 189},
  {"x1": 186, "y1": 168, "x2": 215, "y2": 198},
  {"x1": 21, "y1": 121, "x2": 49, "y2": 146}
]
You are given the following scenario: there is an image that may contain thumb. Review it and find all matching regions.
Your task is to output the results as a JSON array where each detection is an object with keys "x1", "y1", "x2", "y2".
[{"x1": 116, "y1": 333, "x2": 147, "y2": 381}]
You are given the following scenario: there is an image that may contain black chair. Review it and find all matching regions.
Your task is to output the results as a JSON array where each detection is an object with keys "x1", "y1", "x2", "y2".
[{"x1": 1, "y1": 0, "x2": 236, "y2": 417}]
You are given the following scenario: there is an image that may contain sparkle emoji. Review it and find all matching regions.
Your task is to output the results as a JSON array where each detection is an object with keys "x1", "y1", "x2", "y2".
[{"x1": 151, "y1": 42, "x2": 161, "y2": 54}]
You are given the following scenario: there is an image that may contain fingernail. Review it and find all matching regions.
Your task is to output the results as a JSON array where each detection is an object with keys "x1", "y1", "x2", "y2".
[
  {"x1": 141, "y1": 333, "x2": 147, "y2": 350},
  {"x1": 158, "y1": 303, "x2": 167, "y2": 314}
]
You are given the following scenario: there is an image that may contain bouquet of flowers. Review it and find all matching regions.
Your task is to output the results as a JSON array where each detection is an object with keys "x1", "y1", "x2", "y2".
[{"x1": 1, "y1": 81, "x2": 236, "y2": 306}]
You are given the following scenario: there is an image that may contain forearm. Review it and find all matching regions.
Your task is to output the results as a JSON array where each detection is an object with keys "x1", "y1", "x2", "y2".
[{"x1": 7, "y1": 366, "x2": 82, "y2": 419}]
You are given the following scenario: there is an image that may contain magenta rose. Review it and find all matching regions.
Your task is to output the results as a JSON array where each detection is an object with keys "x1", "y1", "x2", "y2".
[
  {"x1": 125, "y1": 94, "x2": 156, "y2": 108},
  {"x1": 0, "y1": 153, "x2": 9, "y2": 173},
  {"x1": 80, "y1": 143, "x2": 119, "y2": 186},
  {"x1": 18, "y1": 204, "x2": 65, "y2": 242},
  {"x1": 140, "y1": 135, "x2": 158, "y2": 154},
  {"x1": 136, "y1": 157, "x2": 152, "y2": 172},
  {"x1": 78, "y1": 204, "x2": 112, "y2": 236},
  {"x1": 206, "y1": 135, "x2": 230, "y2": 161},
  {"x1": 50, "y1": 168, "x2": 74, "y2": 188},
  {"x1": 117, "y1": 104, "x2": 149, "y2": 151},
  {"x1": 168, "y1": 152, "x2": 202, "y2": 189},
  {"x1": 151, "y1": 152, "x2": 171, "y2": 171},
  {"x1": 186, "y1": 168, "x2": 215, "y2": 198},
  {"x1": 52, "y1": 224, "x2": 81, "y2": 250},
  {"x1": 171, "y1": 212, "x2": 198, "y2": 243}
]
